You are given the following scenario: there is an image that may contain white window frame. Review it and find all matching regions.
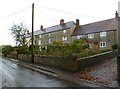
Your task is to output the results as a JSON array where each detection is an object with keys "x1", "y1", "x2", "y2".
[
  {"x1": 39, "y1": 35, "x2": 41, "y2": 38},
  {"x1": 48, "y1": 33, "x2": 51, "y2": 37},
  {"x1": 100, "y1": 42, "x2": 106, "y2": 48},
  {"x1": 64, "y1": 36, "x2": 67, "y2": 41},
  {"x1": 62, "y1": 37, "x2": 64, "y2": 41},
  {"x1": 49, "y1": 38, "x2": 52, "y2": 43},
  {"x1": 77, "y1": 35, "x2": 82, "y2": 39},
  {"x1": 62, "y1": 36, "x2": 67, "y2": 41},
  {"x1": 39, "y1": 40, "x2": 41, "y2": 45},
  {"x1": 63, "y1": 30, "x2": 66, "y2": 33},
  {"x1": 39, "y1": 46, "x2": 42, "y2": 51},
  {"x1": 100, "y1": 32, "x2": 106, "y2": 37},
  {"x1": 88, "y1": 33, "x2": 94, "y2": 38}
]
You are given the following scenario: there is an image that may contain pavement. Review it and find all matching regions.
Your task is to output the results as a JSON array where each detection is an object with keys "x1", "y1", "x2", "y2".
[{"x1": 2, "y1": 56, "x2": 120, "y2": 88}]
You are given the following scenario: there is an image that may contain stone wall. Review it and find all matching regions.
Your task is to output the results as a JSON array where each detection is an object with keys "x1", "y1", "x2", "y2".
[
  {"x1": 18, "y1": 54, "x2": 31, "y2": 63},
  {"x1": 6, "y1": 54, "x2": 17, "y2": 59},
  {"x1": 34, "y1": 55, "x2": 78, "y2": 71},
  {"x1": 4, "y1": 51, "x2": 118, "y2": 72},
  {"x1": 78, "y1": 51, "x2": 118, "y2": 70}
]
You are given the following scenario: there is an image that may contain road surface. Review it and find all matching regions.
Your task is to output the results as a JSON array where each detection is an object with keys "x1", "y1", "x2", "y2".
[{"x1": 1, "y1": 57, "x2": 83, "y2": 87}]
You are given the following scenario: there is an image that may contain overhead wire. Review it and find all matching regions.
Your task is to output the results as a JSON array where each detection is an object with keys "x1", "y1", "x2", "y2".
[
  {"x1": 34, "y1": 5, "x2": 57, "y2": 25},
  {"x1": 35, "y1": 4, "x2": 99, "y2": 19},
  {"x1": 0, "y1": 5, "x2": 31, "y2": 21}
]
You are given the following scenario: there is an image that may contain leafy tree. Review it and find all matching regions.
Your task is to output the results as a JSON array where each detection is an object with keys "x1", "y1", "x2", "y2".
[
  {"x1": 2, "y1": 45, "x2": 14, "y2": 55},
  {"x1": 9, "y1": 23, "x2": 29, "y2": 46},
  {"x1": 52, "y1": 41, "x2": 63, "y2": 46},
  {"x1": 70, "y1": 38, "x2": 89, "y2": 53}
]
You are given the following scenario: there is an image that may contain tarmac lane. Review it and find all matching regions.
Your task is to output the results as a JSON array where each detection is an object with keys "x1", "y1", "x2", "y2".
[
  {"x1": 0, "y1": 57, "x2": 2, "y2": 89},
  {"x1": 1, "y1": 57, "x2": 85, "y2": 88}
]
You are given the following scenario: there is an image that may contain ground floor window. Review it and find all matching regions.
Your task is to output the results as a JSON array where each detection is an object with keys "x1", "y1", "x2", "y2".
[
  {"x1": 89, "y1": 43, "x2": 92, "y2": 48},
  {"x1": 39, "y1": 40, "x2": 41, "y2": 45},
  {"x1": 49, "y1": 38, "x2": 52, "y2": 43},
  {"x1": 39, "y1": 46, "x2": 42, "y2": 51},
  {"x1": 100, "y1": 42, "x2": 106, "y2": 47},
  {"x1": 62, "y1": 36, "x2": 67, "y2": 41}
]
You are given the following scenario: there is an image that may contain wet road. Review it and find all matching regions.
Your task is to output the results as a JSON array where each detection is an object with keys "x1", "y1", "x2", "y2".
[{"x1": 1, "y1": 57, "x2": 82, "y2": 87}]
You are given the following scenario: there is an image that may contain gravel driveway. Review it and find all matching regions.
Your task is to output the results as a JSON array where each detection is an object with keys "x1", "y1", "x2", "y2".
[{"x1": 73, "y1": 58, "x2": 119, "y2": 87}]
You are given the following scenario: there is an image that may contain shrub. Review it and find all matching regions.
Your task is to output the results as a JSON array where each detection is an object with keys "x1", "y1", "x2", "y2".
[
  {"x1": 71, "y1": 38, "x2": 89, "y2": 54},
  {"x1": 112, "y1": 44, "x2": 118, "y2": 50},
  {"x1": 2, "y1": 45, "x2": 14, "y2": 54},
  {"x1": 17, "y1": 45, "x2": 30, "y2": 54},
  {"x1": 34, "y1": 45, "x2": 40, "y2": 54}
]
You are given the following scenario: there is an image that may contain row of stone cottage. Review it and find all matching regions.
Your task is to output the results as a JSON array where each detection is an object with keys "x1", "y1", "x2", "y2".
[{"x1": 25, "y1": 11, "x2": 119, "y2": 50}]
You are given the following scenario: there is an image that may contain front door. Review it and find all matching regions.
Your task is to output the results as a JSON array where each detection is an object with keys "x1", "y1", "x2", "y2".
[{"x1": 94, "y1": 42, "x2": 99, "y2": 49}]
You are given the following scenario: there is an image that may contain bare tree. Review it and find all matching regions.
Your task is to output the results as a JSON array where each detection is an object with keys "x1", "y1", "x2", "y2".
[{"x1": 9, "y1": 23, "x2": 29, "y2": 46}]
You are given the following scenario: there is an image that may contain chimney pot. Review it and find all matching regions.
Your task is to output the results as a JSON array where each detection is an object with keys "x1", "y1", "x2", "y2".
[
  {"x1": 27, "y1": 30, "x2": 30, "y2": 34},
  {"x1": 40, "y1": 25, "x2": 43, "y2": 30},
  {"x1": 60, "y1": 19, "x2": 64, "y2": 25},
  {"x1": 115, "y1": 11, "x2": 118, "y2": 18},
  {"x1": 76, "y1": 19, "x2": 80, "y2": 28}
]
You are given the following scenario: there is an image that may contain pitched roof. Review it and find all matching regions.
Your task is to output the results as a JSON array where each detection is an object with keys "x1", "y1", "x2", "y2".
[
  {"x1": 26, "y1": 21, "x2": 75, "y2": 38},
  {"x1": 72, "y1": 18, "x2": 118, "y2": 36}
]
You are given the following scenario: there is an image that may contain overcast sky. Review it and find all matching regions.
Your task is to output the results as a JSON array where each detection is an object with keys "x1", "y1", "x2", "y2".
[{"x1": 0, "y1": 0, "x2": 120, "y2": 46}]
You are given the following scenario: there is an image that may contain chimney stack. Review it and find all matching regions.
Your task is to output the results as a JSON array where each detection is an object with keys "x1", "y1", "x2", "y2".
[
  {"x1": 27, "y1": 30, "x2": 30, "y2": 34},
  {"x1": 115, "y1": 11, "x2": 118, "y2": 18},
  {"x1": 76, "y1": 19, "x2": 80, "y2": 28},
  {"x1": 60, "y1": 19, "x2": 64, "y2": 25},
  {"x1": 40, "y1": 25, "x2": 44, "y2": 30}
]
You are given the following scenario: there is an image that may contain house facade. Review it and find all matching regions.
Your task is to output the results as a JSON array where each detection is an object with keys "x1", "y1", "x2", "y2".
[
  {"x1": 72, "y1": 17, "x2": 118, "y2": 49},
  {"x1": 26, "y1": 19, "x2": 76, "y2": 49},
  {"x1": 26, "y1": 12, "x2": 119, "y2": 50}
]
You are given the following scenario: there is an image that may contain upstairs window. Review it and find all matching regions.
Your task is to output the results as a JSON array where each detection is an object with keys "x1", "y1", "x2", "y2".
[
  {"x1": 100, "y1": 32, "x2": 106, "y2": 37},
  {"x1": 48, "y1": 33, "x2": 51, "y2": 37},
  {"x1": 63, "y1": 30, "x2": 66, "y2": 33},
  {"x1": 39, "y1": 35, "x2": 41, "y2": 38},
  {"x1": 88, "y1": 33, "x2": 94, "y2": 38},
  {"x1": 77, "y1": 35, "x2": 82, "y2": 39}
]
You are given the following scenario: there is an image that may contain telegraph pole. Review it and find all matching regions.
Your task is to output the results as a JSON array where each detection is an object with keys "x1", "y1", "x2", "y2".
[
  {"x1": 31, "y1": 3, "x2": 34, "y2": 63},
  {"x1": 117, "y1": 17, "x2": 120, "y2": 80},
  {"x1": 117, "y1": 1, "x2": 120, "y2": 80}
]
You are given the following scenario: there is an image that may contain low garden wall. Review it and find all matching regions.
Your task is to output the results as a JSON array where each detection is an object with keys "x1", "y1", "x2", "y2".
[
  {"x1": 78, "y1": 51, "x2": 118, "y2": 70},
  {"x1": 18, "y1": 54, "x2": 31, "y2": 63},
  {"x1": 6, "y1": 54, "x2": 17, "y2": 59},
  {"x1": 34, "y1": 55, "x2": 78, "y2": 71},
  {"x1": 5, "y1": 54, "x2": 78, "y2": 71},
  {"x1": 4, "y1": 50, "x2": 118, "y2": 72}
]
